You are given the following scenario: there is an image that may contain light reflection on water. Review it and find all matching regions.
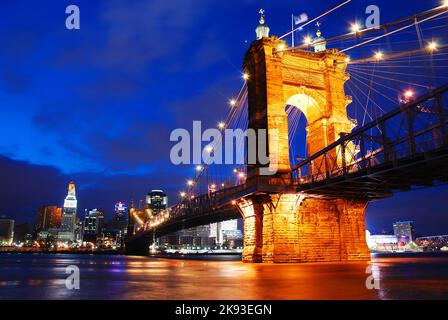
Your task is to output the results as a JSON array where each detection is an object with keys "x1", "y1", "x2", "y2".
[{"x1": 0, "y1": 253, "x2": 447, "y2": 300}]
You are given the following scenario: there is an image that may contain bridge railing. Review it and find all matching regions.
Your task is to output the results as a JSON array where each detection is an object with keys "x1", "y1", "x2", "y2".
[{"x1": 291, "y1": 84, "x2": 448, "y2": 186}]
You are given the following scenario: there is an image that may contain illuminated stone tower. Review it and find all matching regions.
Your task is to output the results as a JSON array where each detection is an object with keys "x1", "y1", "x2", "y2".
[
  {"x1": 60, "y1": 182, "x2": 78, "y2": 241},
  {"x1": 238, "y1": 13, "x2": 369, "y2": 263}
]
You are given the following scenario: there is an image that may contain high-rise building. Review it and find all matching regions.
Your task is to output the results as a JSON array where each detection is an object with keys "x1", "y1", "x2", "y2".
[
  {"x1": 36, "y1": 206, "x2": 62, "y2": 232},
  {"x1": 146, "y1": 190, "x2": 168, "y2": 215},
  {"x1": 0, "y1": 216, "x2": 15, "y2": 246},
  {"x1": 13, "y1": 223, "x2": 29, "y2": 243},
  {"x1": 393, "y1": 221, "x2": 415, "y2": 245},
  {"x1": 60, "y1": 182, "x2": 78, "y2": 242},
  {"x1": 114, "y1": 202, "x2": 128, "y2": 222},
  {"x1": 82, "y1": 209, "x2": 104, "y2": 243}
]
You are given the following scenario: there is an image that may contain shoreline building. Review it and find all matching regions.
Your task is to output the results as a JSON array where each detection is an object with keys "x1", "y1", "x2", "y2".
[
  {"x1": 0, "y1": 216, "x2": 15, "y2": 246},
  {"x1": 82, "y1": 209, "x2": 105, "y2": 243},
  {"x1": 210, "y1": 220, "x2": 242, "y2": 248},
  {"x1": 35, "y1": 206, "x2": 62, "y2": 233},
  {"x1": 59, "y1": 182, "x2": 78, "y2": 242},
  {"x1": 393, "y1": 221, "x2": 415, "y2": 245}
]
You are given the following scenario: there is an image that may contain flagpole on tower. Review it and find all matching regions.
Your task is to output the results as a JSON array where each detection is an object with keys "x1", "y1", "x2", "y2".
[{"x1": 291, "y1": 14, "x2": 295, "y2": 47}]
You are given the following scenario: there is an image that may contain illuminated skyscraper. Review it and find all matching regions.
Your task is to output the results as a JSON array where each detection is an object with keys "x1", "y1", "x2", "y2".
[
  {"x1": 60, "y1": 182, "x2": 78, "y2": 242},
  {"x1": 146, "y1": 190, "x2": 168, "y2": 215}
]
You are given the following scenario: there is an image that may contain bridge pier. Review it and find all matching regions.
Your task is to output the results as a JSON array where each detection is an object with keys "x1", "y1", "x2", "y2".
[{"x1": 238, "y1": 195, "x2": 370, "y2": 263}]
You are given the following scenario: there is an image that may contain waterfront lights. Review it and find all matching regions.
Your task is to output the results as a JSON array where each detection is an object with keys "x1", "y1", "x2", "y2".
[
  {"x1": 427, "y1": 41, "x2": 438, "y2": 51},
  {"x1": 350, "y1": 22, "x2": 362, "y2": 33},
  {"x1": 374, "y1": 51, "x2": 384, "y2": 60},
  {"x1": 230, "y1": 99, "x2": 237, "y2": 107},
  {"x1": 303, "y1": 36, "x2": 312, "y2": 45},
  {"x1": 218, "y1": 122, "x2": 225, "y2": 129},
  {"x1": 243, "y1": 73, "x2": 249, "y2": 81}
]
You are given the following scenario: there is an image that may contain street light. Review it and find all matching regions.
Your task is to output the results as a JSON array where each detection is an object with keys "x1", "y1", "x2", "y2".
[
  {"x1": 350, "y1": 22, "x2": 361, "y2": 33},
  {"x1": 427, "y1": 41, "x2": 438, "y2": 51},
  {"x1": 230, "y1": 99, "x2": 237, "y2": 107},
  {"x1": 404, "y1": 90, "x2": 414, "y2": 99},
  {"x1": 243, "y1": 73, "x2": 249, "y2": 81},
  {"x1": 303, "y1": 36, "x2": 312, "y2": 45},
  {"x1": 374, "y1": 51, "x2": 384, "y2": 60}
]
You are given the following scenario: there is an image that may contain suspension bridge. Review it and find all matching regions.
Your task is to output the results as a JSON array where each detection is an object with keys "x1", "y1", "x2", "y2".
[{"x1": 125, "y1": 2, "x2": 448, "y2": 263}]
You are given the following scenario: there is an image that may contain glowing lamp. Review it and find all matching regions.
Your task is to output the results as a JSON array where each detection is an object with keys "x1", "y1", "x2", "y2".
[
  {"x1": 374, "y1": 51, "x2": 384, "y2": 60},
  {"x1": 351, "y1": 22, "x2": 361, "y2": 33},
  {"x1": 427, "y1": 41, "x2": 438, "y2": 51}
]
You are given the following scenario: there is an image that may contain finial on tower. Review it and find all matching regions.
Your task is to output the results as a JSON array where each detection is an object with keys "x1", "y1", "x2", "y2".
[
  {"x1": 256, "y1": 9, "x2": 270, "y2": 40},
  {"x1": 259, "y1": 8, "x2": 265, "y2": 24},
  {"x1": 312, "y1": 21, "x2": 326, "y2": 52},
  {"x1": 316, "y1": 22, "x2": 322, "y2": 37}
]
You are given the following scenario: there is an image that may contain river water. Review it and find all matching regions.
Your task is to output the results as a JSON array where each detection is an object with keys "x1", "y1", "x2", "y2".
[{"x1": 0, "y1": 253, "x2": 447, "y2": 300}]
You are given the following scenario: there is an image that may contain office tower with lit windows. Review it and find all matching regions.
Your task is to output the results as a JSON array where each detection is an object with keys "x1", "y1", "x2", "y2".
[
  {"x1": 82, "y1": 209, "x2": 104, "y2": 243},
  {"x1": 146, "y1": 190, "x2": 168, "y2": 215}
]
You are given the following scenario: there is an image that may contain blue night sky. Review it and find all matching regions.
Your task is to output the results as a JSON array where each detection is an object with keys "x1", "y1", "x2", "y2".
[{"x1": 0, "y1": 0, "x2": 447, "y2": 236}]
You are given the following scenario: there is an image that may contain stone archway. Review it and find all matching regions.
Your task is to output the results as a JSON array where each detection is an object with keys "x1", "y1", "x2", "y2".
[{"x1": 243, "y1": 36, "x2": 355, "y2": 178}]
